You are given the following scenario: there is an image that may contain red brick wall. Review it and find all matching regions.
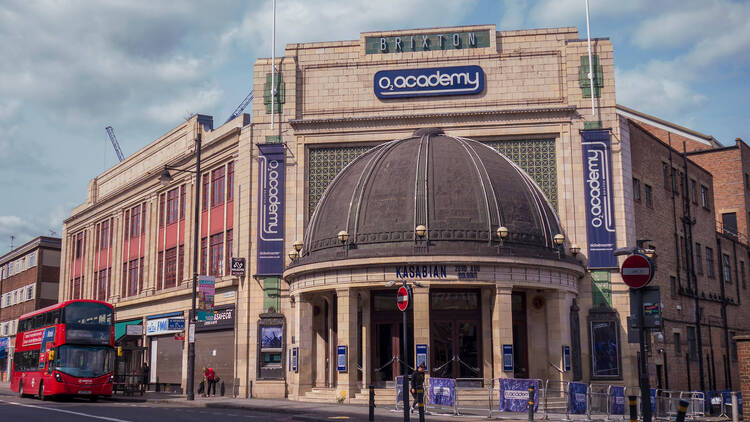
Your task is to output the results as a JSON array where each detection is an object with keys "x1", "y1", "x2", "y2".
[
  {"x1": 630, "y1": 120, "x2": 750, "y2": 390},
  {"x1": 737, "y1": 336, "x2": 750, "y2": 415},
  {"x1": 637, "y1": 122, "x2": 714, "y2": 152}
]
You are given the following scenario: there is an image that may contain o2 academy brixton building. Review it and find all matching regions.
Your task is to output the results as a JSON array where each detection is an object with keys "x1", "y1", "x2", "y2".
[{"x1": 60, "y1": 24, "x2": 750, "y2": 400}]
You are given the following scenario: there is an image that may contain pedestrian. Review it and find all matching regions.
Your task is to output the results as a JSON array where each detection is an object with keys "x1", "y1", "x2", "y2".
[
  {"x1": 141, "y1": 362, "x2": 150, "y2": 394},
  {"x1": 204, "y1": 367, "x2": 217, "y2": 397},
  {"x1": 410, "y1": 362, "x2": 425, "y2": 414}
]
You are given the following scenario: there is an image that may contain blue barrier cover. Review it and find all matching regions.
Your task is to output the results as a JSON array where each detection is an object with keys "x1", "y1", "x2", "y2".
[
  {"x1": 610, "y1": 386, "x2": 625, "y2": 415},
  {"x1": 498, "y1": 378, "x2": 540, "y2": 412},
  {"x1": 568, "y1": 382, "x2": 588, "y2": 414},
  {"x1": 396, "y1": 376, "x2": 403, "y2": 402},
  {"x1": 429, "y1": 378, "x2": 455, "y2": 406}
]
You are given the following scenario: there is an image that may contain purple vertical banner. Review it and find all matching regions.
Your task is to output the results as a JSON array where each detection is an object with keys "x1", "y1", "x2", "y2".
[
  {"x1": 257, "y1": 144, "x2": 285, "y2": 275},
  {"x1": 610, "y1": 386, "x2": 625, "y2": 415},
  {"x1": 429, "y1": 378, "x2": 455, "y2": 406},
  {"x1": 498, "y1": 378, "x2": 540, "y2": 412},
  {"x1": 581, "y1": 130, "x2": 618, "y2": 269}
]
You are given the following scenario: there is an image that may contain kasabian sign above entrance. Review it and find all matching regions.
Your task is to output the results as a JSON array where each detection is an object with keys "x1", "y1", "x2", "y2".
[{"x1": 374, "y1": 65, "x2": 485, "y2": 99}]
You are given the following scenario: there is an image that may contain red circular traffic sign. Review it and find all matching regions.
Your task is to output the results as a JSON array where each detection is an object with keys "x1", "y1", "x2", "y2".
[
  {"x1": 396, "y1": 285, "x2": 410, "y2": 312},
  {"x1": 621, "y1": 253, "x2": 653, "y2": 289}
]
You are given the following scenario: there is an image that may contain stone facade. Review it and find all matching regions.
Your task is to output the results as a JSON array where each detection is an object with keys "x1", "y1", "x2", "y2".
[{"x1": 56, "y1": 24, "x2": 750, "y2": 400}]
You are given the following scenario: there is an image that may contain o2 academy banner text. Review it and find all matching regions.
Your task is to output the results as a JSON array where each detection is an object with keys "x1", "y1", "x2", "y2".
[
  {"x1": 581, "y1": 130, "x2": 618, "y2": 269},
  {"x1": 257, "y1": 144, "x2": 285, "y2": 276}
]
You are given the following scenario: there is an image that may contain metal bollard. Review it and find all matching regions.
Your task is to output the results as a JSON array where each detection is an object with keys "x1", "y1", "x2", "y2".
[
  {"x1": 417, "y1": 387, "x2": 425, "y2": 422},
  {"x1": 528, "y1": 385, "x2": 536, "y2": 421},
  {"x1": 675, "y1": 399, "x2": 689, "y2": 422},
  {"x1": 368, "y1": 385, "x2": 375, "y2": 421},
  {"x1": 629, "y1": 396, "x2": 638, "y2": 422},
  {"x1": 732, "y1": 392, "x2": 739, "y2": 422}
]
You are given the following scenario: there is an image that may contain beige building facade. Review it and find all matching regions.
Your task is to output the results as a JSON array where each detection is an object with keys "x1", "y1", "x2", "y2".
[{"x1": 60, "y1": 24, "x2": 749, "y2": 400}]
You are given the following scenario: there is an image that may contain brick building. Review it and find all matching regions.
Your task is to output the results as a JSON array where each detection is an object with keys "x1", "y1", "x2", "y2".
[
  {"x1": 0, "y1": 236, "x2": 61, "y2": 382},
  {"x1": 58, "y1": 24, "x2": 749, "y2": 400}
]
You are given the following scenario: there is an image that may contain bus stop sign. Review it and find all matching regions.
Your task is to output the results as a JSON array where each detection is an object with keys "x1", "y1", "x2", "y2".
[
  {"x1": 396, "y1": 285, "x2": 410, "y2": 312},
  {"x1": 621, "y1": 253, "x2": 653, "y2": 289}
]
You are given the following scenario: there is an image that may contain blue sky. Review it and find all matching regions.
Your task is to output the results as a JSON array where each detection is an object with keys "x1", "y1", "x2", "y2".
[{"x1": 1, "y1": 0, "x2": 748, "y2": 253}]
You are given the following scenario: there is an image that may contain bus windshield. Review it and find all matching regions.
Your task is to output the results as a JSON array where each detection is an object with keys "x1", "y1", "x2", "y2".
[
  {"x1": 64, "y1": 302, "x2": 113, "y2": 326},
  {"x1": 54, "y1": 345, "x2": 114, "y2": 378}
]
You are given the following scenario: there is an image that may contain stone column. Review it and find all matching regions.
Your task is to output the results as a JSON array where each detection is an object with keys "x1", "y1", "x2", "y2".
[
  {"x1": 492, "y1": 287, "x2": 514, "y2": 381},
  {"x1": 336, "y1": 288, "x2": 359, "y2": 399},
  {"x1": 294, "y1": 293, "x2": 314, "y2": 397},
  {"x1": 359, "y1": 290, "x2": 372, "y2": 387},
  {"x1": 412, "y1": 285, "x2": 430, "y2": 383},
  {"x1": 735, "y1": 335, "x2": 750, "y2": 416},
  {"x1": 545, "y1": 290, "x2": 573, "y2": 383}
]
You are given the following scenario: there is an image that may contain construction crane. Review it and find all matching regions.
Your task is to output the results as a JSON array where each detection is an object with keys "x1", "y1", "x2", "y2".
[
  {"x1": 105, "y1": 126, "x2": 125, "y2": 162},
  {"x1": 224, "y1": 89, "x2": 253, "y2": 124}
]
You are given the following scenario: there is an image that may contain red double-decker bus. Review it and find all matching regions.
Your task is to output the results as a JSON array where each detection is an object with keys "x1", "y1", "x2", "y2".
[{"x1": 10, "y1": 300, "x2": 115, "y2": 400}]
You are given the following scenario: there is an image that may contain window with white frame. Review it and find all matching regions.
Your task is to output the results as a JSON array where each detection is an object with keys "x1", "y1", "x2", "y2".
[
  {"x1": 28, "y1": 251, "x2": 36, "y2": 268},
  {"x1": 26, "y1": 285, "x2": 33, "y2": 300}
]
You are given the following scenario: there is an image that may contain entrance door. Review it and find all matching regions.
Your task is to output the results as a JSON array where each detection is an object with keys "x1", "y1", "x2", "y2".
[
  {"x1": 430, "y1": 290, "x2": 482, "y2": 380},
  {"x1": 512, "y1": 292, "x2": 529, "y2": 379},
  {"x1": 371, "y1": 292, "x2": 413, "y2": 387}
]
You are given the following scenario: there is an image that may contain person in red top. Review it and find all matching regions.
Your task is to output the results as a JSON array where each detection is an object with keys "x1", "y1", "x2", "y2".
[{"x1": 203, "y1": 367, "x2": 216, "y2": 397}]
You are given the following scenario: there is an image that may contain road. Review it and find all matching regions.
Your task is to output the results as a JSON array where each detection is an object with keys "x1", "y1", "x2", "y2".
[{"x1": 0, "y1": 390, "x2": 417, "y2": 422}]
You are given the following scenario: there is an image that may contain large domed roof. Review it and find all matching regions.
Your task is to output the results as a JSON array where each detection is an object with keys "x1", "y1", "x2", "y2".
[{"x1": 297, "y1": 128, "x2": 564, "y2": 265}]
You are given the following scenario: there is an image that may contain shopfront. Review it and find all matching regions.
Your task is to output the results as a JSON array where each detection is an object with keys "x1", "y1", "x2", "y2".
[
  {"x1": 115, "y1": 319, "x2": 145, "y2": 381},
  {"x1": 146, "y1": 312, "x2": 184, "y2": 389},
  {"x1": 193, "y1": 304, "x2": 236, "y2": 396}
]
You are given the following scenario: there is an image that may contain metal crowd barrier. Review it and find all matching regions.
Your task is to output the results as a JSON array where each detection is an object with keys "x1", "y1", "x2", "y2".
[{"x1": 390, "y1": 377, "x2": 716, "y2": 421}]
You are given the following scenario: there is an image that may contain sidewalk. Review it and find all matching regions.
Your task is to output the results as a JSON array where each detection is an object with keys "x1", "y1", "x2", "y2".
[{"x1": 0, "y1": 384, "x2": 521, "y2": 421}]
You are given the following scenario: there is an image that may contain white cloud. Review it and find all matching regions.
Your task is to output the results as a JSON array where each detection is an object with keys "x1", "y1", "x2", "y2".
[
  {"x1": 616, "y1": 65, "x2": 707, "y2": 116},
  {"x1": 145, "y1": 86, "x2": 223, "y2": 125}
]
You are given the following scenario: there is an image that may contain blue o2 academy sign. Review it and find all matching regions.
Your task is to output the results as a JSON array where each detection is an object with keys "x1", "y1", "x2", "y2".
[
  {"x1": 374, "y1": 65, "x2": 485, "y2": 99},
  {"x1": 581, "y1": 130, "x2": 618, "y2": 269},
  {"x1": 257, "y1": 143, "x2": 285, "y2": 276}
]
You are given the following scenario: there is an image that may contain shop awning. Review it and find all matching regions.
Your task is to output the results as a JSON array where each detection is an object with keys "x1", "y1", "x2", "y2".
[{"x1": 115, "y1": 320, "x2": 142, "y2": 341}]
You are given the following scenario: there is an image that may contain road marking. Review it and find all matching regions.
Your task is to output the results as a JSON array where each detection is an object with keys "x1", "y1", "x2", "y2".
[{"x1": 0, "y1": 400, "x2": 132, "y2": 422}]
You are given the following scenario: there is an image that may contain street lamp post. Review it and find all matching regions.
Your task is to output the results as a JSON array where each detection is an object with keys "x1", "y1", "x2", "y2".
[{"x1": 159, "y1": 131, "x2": 202, "y2": 400}]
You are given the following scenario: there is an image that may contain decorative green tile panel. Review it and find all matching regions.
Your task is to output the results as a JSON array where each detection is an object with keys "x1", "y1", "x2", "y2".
[
  {"x1": 307, "y1": 138, "x2": 558, "y2": 218},
  {"x1": 485, "y1": 139, "x2": 558, "y2": 209},
  {"x1": 265, "y1": 136, "x2": 281, "y2": 144},
  {"x1": 263, "y1": 277, "x2": 281, "y2": 313},
  {"x1": 579, "y1": 55, "x2": 603, "y2": 98},
  {"x1": 263, "y1": 72, "x2": 285, "y2": 114},
  {"x1": 365, "y1": 30, "x2": 491, "y2": 54},
  {"x1": 584, "y1": 121, "x2": 603, "y2": 130},
  {"x1": 308, "y1": 145, "x2": 373, "y2": 217},
  {"x1": 591, "y1": 270, "x2": 612, "y2": 308}
]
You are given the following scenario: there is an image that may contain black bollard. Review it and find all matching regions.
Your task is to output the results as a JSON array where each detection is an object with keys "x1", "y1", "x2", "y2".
[
  {"x1": 675, "y1": 399, "x2": 689, "y2": 422},
  {"x1": 528, "y1": 385, "x2": 535, "y2": 421},
  {"x1": 629, "y1": 395, "x2": 638, "y2": 422},
  {"x1": 417, "y1": 387, "x2": 425, "y2": 422},
  {"x1": 368, "y1": 385, "x2": 375, "y2": 421}
]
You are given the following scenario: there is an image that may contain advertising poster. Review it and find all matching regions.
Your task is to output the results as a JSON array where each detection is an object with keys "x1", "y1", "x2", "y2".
[
  {"x1": 503, "y1": 344, "x2": 514, "y2": 371},
  {"x1": 415, "y1": 344, "x2": 428, "y2": 370},
  {"x1": 337, "y1": 345, "x2": 347, "y2": 372},
  {"x1": 610, "y1": 386, "x2": 625, "y2": 415},
  {"x1": 261, "y1": 326, "x2": 283, "y2": 349},
  {"x1": 197, "y1": 275, "x2": 215, "y2": 321},
  {"x1": 590, "y1": 320, "x2": 620, "y2": 378}
]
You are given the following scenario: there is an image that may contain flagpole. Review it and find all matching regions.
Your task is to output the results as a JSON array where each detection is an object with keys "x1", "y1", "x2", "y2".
[
  {"x1": 271, "y1": 0, "x2": 276, "y2": 130},
  {"x1": 585, "y1": 0, "x2": 595, "y2": 116}
]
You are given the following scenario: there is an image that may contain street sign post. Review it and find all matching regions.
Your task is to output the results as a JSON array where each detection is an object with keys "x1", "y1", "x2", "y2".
[
  {"x1": 621, "y1": 253, "x2": 653, "y2": 289},
  {"x1": 395, "y1": 282, "x2": 412, "y2": 421},
  {"x1": 622, "y1": 252, "x2": 655, "y2": 422}
]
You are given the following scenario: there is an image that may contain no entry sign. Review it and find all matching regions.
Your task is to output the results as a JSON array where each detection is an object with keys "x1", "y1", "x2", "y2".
[
  {"x1": 396, "y1": 285, "x2": 411, "y2": 312},
  {"x1": 621, "y1": 253, "x2": 653, "y2": 289}
]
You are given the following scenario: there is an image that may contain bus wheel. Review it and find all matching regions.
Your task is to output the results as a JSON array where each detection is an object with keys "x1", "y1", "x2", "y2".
[
  {"x1": 89, "y1": 395, "x2": 98, "y2": 402},
  {"x1": 39, "y1": 382, "x2": 48, "y2": 401}
]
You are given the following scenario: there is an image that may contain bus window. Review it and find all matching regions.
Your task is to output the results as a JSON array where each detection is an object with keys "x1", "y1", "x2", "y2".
[{"x1": 64, "y1": 303, "x2": 113, "y2": 326}]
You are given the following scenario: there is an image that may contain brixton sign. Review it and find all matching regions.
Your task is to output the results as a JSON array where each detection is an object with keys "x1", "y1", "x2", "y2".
[
  {"x1": 621, "y1": 253, "x2": 653, "y2": 289},
  {"x1": 396, "y1": 285, "x2": 411, "y2": 312},
  {"x1": 374, "y1": 65, "x2": 485, "y2": 99}
]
